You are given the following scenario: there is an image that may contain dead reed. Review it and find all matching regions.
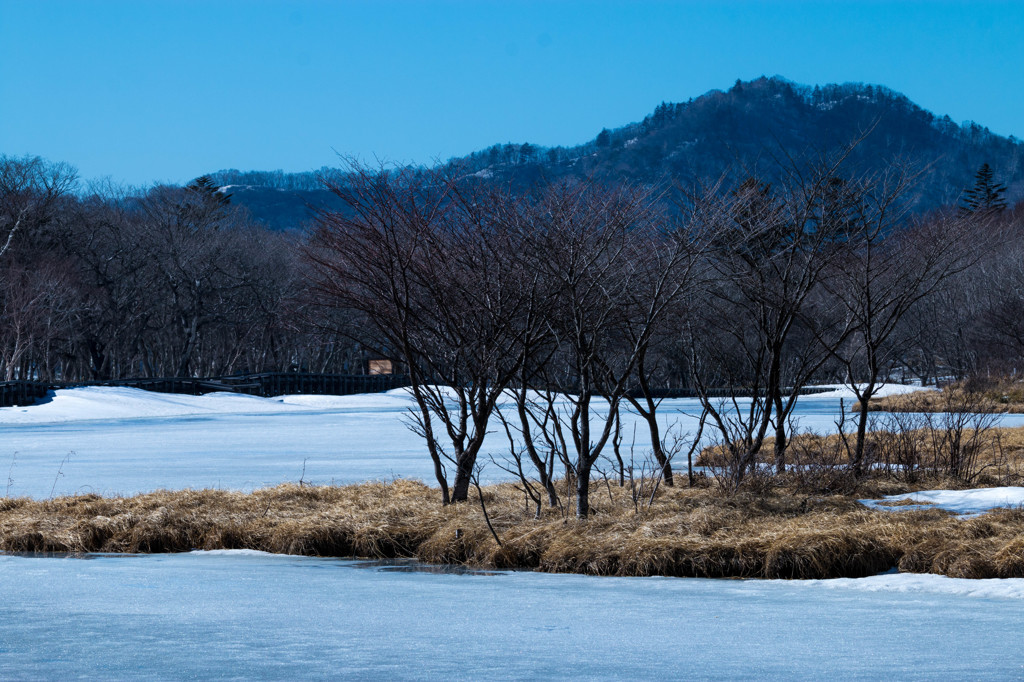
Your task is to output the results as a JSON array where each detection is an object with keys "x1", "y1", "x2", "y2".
[{"x1": 3, "y1": 478, "x2": 1024, "y2": 580}]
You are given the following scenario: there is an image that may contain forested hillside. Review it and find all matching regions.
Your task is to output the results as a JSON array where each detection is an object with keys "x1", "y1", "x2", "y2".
[{"x1": 213, "y1": 76, "x2": 1024, "y2": 230}]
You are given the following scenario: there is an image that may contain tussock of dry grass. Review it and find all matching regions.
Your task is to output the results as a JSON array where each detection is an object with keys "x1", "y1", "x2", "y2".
[{"x1": 4, "y1": 479, "x2": 1024, "y2": 580}]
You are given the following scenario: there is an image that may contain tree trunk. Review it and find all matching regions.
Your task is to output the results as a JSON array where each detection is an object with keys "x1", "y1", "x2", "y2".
[
  {"x1": 773, "y1": 391, "x2": 787, "y2": 474},
  {"x1": 852, "y1": 395, "x2": 871, "y2": 478},
  {"x1": 651, "y1": 435, "x2": 674, "y2": 486},
  {"x1": 176, "y1": 315, "x2": 199, "y2": 377},
  {"x1": 774, "y1": 427, "x2": 787, "y2": 474},
  {"x1": 451, "y1": 459, "x2": 473, "y2": 503},
  {"x1": 576, "y1": 461, "x2": 592, "y2": 518},
  {"x1": 515, "y1": 393, "x2": 560, "y2": 507},
  {"x1": 544, "y1": 479, "x2": 558, "y2": 507}
]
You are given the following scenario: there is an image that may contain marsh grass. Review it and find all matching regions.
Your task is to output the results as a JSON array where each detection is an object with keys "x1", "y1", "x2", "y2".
[
  {"x1": 699, "y1": 424, "x2": 1024, "y2": 487},
  {"x1": 3, "y1": 477, "x2": 1024, "y2": 579},
  {"x1": 870, "y1": 377, "x2": 1024, "y2": 414}
]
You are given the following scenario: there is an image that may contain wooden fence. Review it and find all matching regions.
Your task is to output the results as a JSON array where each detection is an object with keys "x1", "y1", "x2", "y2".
[{"x1": 0, "y1": 372, "x2": 411, "y2": 408}]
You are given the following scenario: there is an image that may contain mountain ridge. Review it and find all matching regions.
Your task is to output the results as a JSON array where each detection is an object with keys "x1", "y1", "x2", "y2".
[{"x1": 210, "y1": 76, "x2": 1024, "y2": 230}]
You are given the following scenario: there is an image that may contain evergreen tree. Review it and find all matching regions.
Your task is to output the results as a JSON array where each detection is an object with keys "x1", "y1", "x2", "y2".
[
  {"x1": 188, "y1": 175, "x2": 231, "y2": 207},
  {"x1": 960, "y1": 163, "x2": 1007, "y2": 215}
]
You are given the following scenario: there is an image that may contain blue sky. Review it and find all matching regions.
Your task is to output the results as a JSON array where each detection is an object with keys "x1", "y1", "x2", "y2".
[{"x1": 2, "y1": 1, "x2": 1022, "y2": 186}]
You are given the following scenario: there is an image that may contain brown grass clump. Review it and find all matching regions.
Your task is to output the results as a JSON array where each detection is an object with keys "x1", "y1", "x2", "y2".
[{"x1": 4, "y1": 478, "x2": 1024, "y2": 580}]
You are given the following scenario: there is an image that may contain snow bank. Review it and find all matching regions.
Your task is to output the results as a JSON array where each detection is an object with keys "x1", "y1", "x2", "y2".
[
  {"x1": 860, "y1": 487, "x2": 1024, "y2": 515},
  {"x1": 275, "y1": 391, "x2": 414, "y2": 410},
  {"x1": 187, "y1": 548, "x2": 283, "y2": 558},
  {"x1": 807, "y1": 383, "x2": 931, "y2": 400},
  {"x1": 805, "y1": 571, "x2": 1024, "y2": 599},
  {"x1": 0, "y1": 382, "x2": 923, "y2": 427},
  {"x1": 0, "y1": 385, "x2": 422, "y2": 425},
  {"x1": 0, "y1": 386, "x2": 310, "y2": 424}
]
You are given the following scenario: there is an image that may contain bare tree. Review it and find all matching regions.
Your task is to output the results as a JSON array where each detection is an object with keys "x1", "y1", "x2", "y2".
[
  {"x1": 0, "y1": 156, "x2": 76, "y2": 260},
  {"x1": 824, "y1": 200, "x2": 984, "y2": 476},
  {"x1": 516, "y1": 179, "x2": 694, "y2": 517},
  {"x1": 306, "y1": 163, "x2": 541, "y2": 504},
  {"x1": 0, "y1": 263, "x2": 79, "y2": 380},
  {"x1": 685, "y1": 154, "x2": 861, "y2": 488},
  {"x1": 620, "y1": 212, "x2": 709, "y2": 486},
  {"x1": 133, "y1": 180, "x2": 259, "y2": 377}
]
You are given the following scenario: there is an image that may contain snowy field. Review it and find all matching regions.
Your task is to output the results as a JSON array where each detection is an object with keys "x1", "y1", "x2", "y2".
[
  {"x1": 2, "y1": 550, "x2": 1023, "y2": 680},
  {"x1": 0, "y1": 383, "x2": 978, "y2": 499}
]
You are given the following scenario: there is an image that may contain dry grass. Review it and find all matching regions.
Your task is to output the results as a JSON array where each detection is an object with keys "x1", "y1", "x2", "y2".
[
  {"x1": 870, "y1": 378, "x2": 1024, "y2": 413},
  {"x1": 698, "y1": 425, "x2": 1024, "y2": 485},
  {"x1": 3, "y1": 478, "x2": 1024, "y2": 579},
  {"x1": 874, "y1": 498, "x2": 934, "y2": 507}
]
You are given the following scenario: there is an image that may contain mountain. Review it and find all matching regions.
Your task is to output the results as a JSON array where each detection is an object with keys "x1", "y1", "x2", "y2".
[{"x1": 212, "y1": 77, "x2": 1024, "y2": 230}]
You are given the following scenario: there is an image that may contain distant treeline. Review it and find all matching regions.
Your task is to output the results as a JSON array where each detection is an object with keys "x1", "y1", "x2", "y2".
[
  {"x1": 1, "y1": 150, "x2": 1021, "y2": 391},
  {"x1": 0, "y1": 159, "x2": 364, "y2": 382}
]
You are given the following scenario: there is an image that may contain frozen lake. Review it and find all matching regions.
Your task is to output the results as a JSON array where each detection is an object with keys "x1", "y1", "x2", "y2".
[
  {"x1": 4, "y1": 385, "x2": 1024, "y2": 680},
  {"x1": 2, "y1": 550, "x2": 1023, "y2": 680},
  {"x1": 4, "y1": 384, "x2": 1014, "y2": 499}
]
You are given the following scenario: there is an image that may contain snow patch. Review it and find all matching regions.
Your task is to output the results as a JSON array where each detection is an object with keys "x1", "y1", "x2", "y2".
[
  {"x1": 187, "y1": 549, "x2": 287, "y2": 558},
  {"x1": 860, "y1": 487, "x2": 1024, "y2": 515},
  {"x1": 803, "y1": 571, "x2": 1024, "y2": 600},
  {"x1": 806, "y1": 383, "x2": 930, "y2": 401}
]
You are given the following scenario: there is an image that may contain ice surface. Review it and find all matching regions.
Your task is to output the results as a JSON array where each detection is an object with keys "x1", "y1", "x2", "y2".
[
  {"x1": 1, "y1": 551, "x2": 1023, "y2": 680},
  {"x1": 861, "y1": 487, "x2": 1024, "y2": 515},
  {"x1": 1, "y1": 385, "x2": 1020, "y2": 499}
]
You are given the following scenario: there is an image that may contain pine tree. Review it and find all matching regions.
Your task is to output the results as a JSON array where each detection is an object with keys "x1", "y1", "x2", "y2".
[
  {"x1": 188, "y1": 175, "x2": 231, "y2": 207},
  {"x1": 960, "y1": 163, "x2": 1008, "y2": 215}
]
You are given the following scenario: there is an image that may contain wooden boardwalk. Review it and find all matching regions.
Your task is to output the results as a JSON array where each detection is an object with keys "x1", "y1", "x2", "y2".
[{"x1": 0, "y1": 373, "x2": 411, "y2": 408}]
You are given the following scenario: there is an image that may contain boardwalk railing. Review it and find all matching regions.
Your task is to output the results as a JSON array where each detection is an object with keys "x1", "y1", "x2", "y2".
[
  {"x1": 0, "y1": 375, "x2": 841, "y2": 409},
  {"x1": 0, "y1": 372, "x2": 412, "y2": 408},
  {"x1": 0, "y1": 380, "x2": 52, "y2": 408}
]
